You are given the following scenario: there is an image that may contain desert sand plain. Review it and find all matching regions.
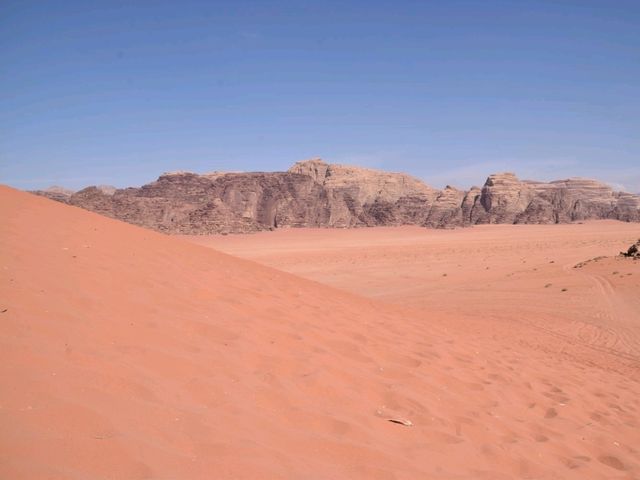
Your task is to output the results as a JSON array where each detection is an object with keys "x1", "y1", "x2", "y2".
[
  {"x1": 2, "y1": 185, "x2": 640, "y2": 479},
  {"x1": 188, "y1": 222, "x2": 640, "y2": 375}
]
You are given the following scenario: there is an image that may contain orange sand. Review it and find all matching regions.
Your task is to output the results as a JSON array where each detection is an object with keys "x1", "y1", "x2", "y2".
[
  {"x1": 188, "y1": 223, "x2": 640, "y2": 374},
  {"x1": 2, "y1": 186, "x2": 639, "y2": 479}
]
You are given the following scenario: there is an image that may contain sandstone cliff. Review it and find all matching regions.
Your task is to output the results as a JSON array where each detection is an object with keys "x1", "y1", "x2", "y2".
[
  {"x1": 32, "y1": 159, "x2": 640, "y2": 233},
  {"x1": 467, "y1": 174, "x2": 640, "y2": 225}
]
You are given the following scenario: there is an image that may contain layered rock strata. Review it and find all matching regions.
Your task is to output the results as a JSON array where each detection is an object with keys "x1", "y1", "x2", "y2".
[{"x1": 32, "y1": 159, "x2": 640, "y2": 233}]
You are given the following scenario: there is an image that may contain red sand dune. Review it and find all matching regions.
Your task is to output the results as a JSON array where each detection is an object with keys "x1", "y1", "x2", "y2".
[{"x1": 1, "y1": 186, "x2": 639, "y2": 479}]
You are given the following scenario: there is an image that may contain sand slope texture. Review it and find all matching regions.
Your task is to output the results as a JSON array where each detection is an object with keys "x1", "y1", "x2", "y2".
[{"x1": 2, "y1": 186, "x2": 639, "y2": 479}]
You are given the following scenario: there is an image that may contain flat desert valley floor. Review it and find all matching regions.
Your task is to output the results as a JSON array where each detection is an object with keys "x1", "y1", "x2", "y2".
[
  {"x1": 2, "y1": 187, "x2": 639, "y2": 479},
  {"x1": 187, "y1": 223, "x2": 640, "y2": 373}
]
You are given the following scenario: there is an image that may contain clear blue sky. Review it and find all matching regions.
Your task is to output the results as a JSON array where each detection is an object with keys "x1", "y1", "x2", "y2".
[{"x1": 1, "y1": 0, "x2": 639, "y2": 191}]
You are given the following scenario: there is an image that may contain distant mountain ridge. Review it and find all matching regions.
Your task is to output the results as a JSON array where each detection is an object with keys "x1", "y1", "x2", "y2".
[{"x1": 32, "y1": 158, "x2": 640, "y2": 233}]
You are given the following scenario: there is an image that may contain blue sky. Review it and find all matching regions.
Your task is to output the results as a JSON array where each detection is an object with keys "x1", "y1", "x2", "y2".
[{"x1": 1, "y1": 0, "x2": 639, "y2": 191}]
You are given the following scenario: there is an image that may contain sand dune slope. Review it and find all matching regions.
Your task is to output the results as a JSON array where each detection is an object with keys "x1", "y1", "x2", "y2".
[{"x1": 1, "y1": 187, "x2": 639, "y2": 479}]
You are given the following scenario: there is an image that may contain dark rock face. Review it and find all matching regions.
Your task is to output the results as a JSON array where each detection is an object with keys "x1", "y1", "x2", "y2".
[
  {"x1": 31, "y1": 159, "x2": 640, "y2": 234},
  {"x1": 72, "y1": 172, "x2": 332, "y2": 234},
  {"x1": 621, "y1": 240, "x2": 640, "y2": 259}
]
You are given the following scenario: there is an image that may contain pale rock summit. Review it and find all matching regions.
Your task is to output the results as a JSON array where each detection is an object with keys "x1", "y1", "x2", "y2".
[
  {"x1": 289, "y1": 158, "x2": 438, "y2": 204},
  {"x1": 41, "y1": 185, "x2": 76, "y2": 202},
  {"x1": 288, "y1": 158, "x2": 438, "y2": 227},
  {"x1": 95, "y1": 185, "x2": 117, "y2": 195},
  {"x1": 44, "y1": 185, "x2": 75, "y2": 196}
]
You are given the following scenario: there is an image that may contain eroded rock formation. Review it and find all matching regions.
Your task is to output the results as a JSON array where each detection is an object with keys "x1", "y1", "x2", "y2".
[{"x1": 32, "y1": 159, "x2": 640, "y2": 233}]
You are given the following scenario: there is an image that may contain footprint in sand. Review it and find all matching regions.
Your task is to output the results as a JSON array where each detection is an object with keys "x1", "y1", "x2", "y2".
[{"x1": 598, "y1": 455, "x2": 625, "y2": 471}]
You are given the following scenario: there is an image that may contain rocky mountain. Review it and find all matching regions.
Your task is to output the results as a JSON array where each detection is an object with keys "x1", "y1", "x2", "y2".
[{"x1": 32, "y1": 159, "x2": 640, "y2": 234}]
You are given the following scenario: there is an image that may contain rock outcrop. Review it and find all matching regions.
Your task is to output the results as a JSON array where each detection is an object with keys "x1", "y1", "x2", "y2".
[
  {"x1": 32, "y1": 159, "x2": 640, "y2": 234},
  {"x1": 38, "y1": 185, "x2": 75, "y2": 203},
  {"x1": 466, "y1": 174, "x2": 640, "y2": 225},
  {"x1": 424, "y1": 186, "x2": 466, "y2": 228},
  {"x1": 621, "y1": 240, "x2": 640, "y2": 259},
  {"x1": 288, "y1": 159, "x2": 440, "y2": 227}
]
